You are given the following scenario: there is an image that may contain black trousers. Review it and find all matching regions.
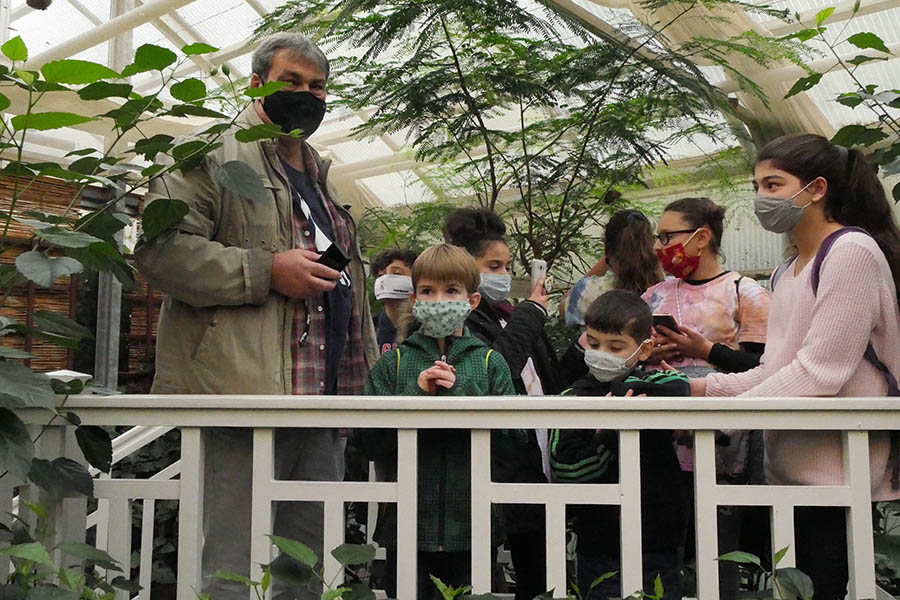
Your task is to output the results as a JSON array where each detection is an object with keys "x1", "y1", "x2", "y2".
[
  {"x1": 794, "y1": 506, "x2": 848, "y2": 600},
  {"x1": 507, "y1": 528, "x2": 548, "y2": 600}
]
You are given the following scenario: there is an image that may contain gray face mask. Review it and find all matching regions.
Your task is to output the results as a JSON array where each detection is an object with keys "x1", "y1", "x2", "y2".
[
  {"x1": 478, "y1": 273, "x2": 511, "y2": 303},
  {"x1": 753, "y1": 180, "x2": 814, "y2": 234}
]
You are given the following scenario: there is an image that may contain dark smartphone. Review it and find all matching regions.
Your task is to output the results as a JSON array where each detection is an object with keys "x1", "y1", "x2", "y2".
[
  {"x1": 652, "y1": 313, "x2": 681, "y2": 334},
  {"x1": 316, "y1": 243, "x2": 350, "y2": 273}
]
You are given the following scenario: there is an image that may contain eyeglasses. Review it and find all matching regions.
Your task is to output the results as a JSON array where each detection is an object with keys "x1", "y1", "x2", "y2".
[{"x1": 655, "y1": 229, "x2": 697, "y2": 246}]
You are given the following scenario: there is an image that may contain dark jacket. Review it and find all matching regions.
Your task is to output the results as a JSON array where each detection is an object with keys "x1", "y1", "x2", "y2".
[
  {"x1": 466, "y1": 298, "x2": 562, "y2": 535},
  {"x1": 362, "y1": 330, "x2": 515, "y2": 552},
  {"x1": 550, "y1": 369, "x2": 689, "y2": 553}
]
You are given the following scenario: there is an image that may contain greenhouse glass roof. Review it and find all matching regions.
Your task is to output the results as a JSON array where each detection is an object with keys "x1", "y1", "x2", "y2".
[{"x1": 3, "y1": 0, "x2": 899, "y2": 209}]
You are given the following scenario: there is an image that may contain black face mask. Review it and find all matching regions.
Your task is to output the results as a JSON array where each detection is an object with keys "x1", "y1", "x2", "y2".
[{"x1": 262, "y1": 90, "x2": 327, "y2": 138}]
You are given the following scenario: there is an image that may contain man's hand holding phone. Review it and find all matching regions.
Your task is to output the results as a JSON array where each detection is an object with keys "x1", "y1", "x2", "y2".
[{"x1": 270, "y1": 248, "x2": 341, "y2": 299}]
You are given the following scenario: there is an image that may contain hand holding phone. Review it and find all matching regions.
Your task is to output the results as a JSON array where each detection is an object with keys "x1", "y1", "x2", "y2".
[
  {"x1": 531, "y1": 259, "x2": 547, "y2": 292},
  {"x1": 316, "y1": 243, "x2": 350, "y2": 273},
  {"x1": 652, "y1": 313, "x2": 681, "y2": 334}
]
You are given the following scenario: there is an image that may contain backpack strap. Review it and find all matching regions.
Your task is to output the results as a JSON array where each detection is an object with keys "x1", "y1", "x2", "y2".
[
  {"x1": 734, "y1": 275, "x2": 744, "y2": 311},
  {"x1": 769, "y1": 257, "x2": 794, "y2": 292},
  {"x1": 395, "y1": 348, "x2": 401, "y2": 380},
  {"x1": 485, "y1": 349, "x2": 494, "y2": 372},
  {"x1": 810, "y1": 226, "x2": 869, "y2": 295}
]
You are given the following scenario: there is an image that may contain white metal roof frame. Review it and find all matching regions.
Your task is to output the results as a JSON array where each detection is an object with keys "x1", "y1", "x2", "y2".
[{"x1": 2, "y1": 0, "x2": 899, "y2": 209}]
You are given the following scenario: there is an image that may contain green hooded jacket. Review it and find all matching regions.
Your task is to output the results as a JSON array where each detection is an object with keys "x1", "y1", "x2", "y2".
[{"x1": 362, "y1": 329, "x2": 515, "y2": 551}]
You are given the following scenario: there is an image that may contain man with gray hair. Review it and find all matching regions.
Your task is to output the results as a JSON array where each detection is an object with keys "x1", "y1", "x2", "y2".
[{"x1": 135, "y1": 33, "x2": 377, "y2": 599}]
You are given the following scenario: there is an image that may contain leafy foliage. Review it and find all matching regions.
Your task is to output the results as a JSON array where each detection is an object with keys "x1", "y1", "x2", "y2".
[
  {"x1": 256, "y1": 0, "x2": 792, "y2": 273},
  {"x1": 0, "y1": 35, "x2": 288, "y2": 532}
]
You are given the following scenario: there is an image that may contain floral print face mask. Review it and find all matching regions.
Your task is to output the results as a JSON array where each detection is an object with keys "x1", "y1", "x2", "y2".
[{"x1": 411, "y1": 300, "x2": 472, "y2": 338}]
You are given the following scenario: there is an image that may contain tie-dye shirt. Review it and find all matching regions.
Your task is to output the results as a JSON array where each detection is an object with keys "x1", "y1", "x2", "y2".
[{"x1": 641, "y1": 271, "x2": 769, "y2": 370}]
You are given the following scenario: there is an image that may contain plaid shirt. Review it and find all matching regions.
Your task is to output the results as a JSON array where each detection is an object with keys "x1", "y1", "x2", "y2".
[{"x1": 289, "y1": 144, "x2": 366, "y2": 396}]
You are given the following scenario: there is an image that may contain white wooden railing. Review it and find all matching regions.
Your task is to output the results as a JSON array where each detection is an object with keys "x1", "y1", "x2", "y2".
[{"x1": 5, "y1": 395, "x2": 900, "y2": 600}]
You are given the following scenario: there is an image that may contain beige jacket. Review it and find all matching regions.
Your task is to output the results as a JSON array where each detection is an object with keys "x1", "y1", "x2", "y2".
[{"x1": 135, "y1": 106, "x2": 377, "y2": 394}]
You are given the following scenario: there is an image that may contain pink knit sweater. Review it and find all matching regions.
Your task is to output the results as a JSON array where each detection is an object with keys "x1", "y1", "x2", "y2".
[{"x1": 705, "y1": 231, "x2": 900, "y2": 500}]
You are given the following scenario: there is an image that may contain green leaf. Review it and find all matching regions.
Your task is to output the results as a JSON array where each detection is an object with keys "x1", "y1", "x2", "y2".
[
  {"x1": 75, "y1": 426, "x2": 112, "y2": 473},
  {"x1": 57, "y1": 541, "x2": 121, "y2": 571},
  {"x1": 341, "y1": 583, "x2": 376, "y2": 600},
  {"x1": 653, "y1": 573, "x2": 664, "y2": 599},
  {"x1": 776, "y1": 567, "x2": 814, "y2": 599},
  {"x1": 26, "y1": 585, "x2": 80, "y2": 600},
  {"x1": 323, "y1": 588, "x2": 351, "y2": 600},
  {"x1": 815, "y1": 7, "x2": 834, "y2": 26},
  {"x1": 0, "y1": 347, "x2": 33, "y2": 359},
  {"x1": 28, "y1": 457, "x2": 94, "y2": 500},
  {"x1": 132, "y1": 133, "x2": 175, "y2": 161},
  {"x1": 784, "y1": 73, "x2": 823, "y2": 99},
  {"x1": 831, "y1": 124, "x2": 889, "y2": 147},
  {"x1": 40, "y1": 59, "x2": 119, "y2": 84},
  {"x1": 212, "y1": 571, "x2": 259, "y2": 586},
  {"x1": 893, "y1": 181, "x2": 900, "y2": 204},
  {"x1": 214, "y1": 160, "x2": 267, "y2": 203},
  {"x1": 717, "y1": 551, "x2": 761, "y2": 566},
  {"x1": 773, "y1": 545, "x2": 790, "y2": 566},
  {"x1": 331, "y1": 543, "x2": 376, "y2": 566},
  {"x1": 0, "y1": 357, "x2": 55, "y2": 410},
  {"x1": 141, "y1": 198, "x2": 189, "y2": 241},
  {"x1": 141, "y1": 164, "x2": 166, "y2": 177},
  {"x1": 164, "y1": 104, "x2": 228, "y2": 119},
  {"x1": 846, "y1": 54, "x2": 888, "y2": 66},
  {"x1": 244, "y1": 81, "x2": 289, "y2": 99},
  {"x1": 261, "y1": 567, "x2": 271, "y2": 593},
  {"x1": 110, "y1": 576, "x2": 142, "y2": 594},
  {"x1": 783, "y1": 28, "x2": 824, "y2": 43},
  {"x1": 0, "y1": 92, "x2": 10, "y2": 111},
  {"x1": 0, "y1": 541, "x2": 55, "y2": 567},
  {"x1": 590, "y1": 571, "x2": 617, "y2": 588},
  {"x1": 171, "y1": 139, "x2": 209, "y2": 161},
  {"x1": 58, "y1": 566, "x2": 86, "y2": 592},
  {"x1": 0, "y1": 408, "x2": 34, "y2": 482},
  {"x1": 121, "y1": 43, "x2": 178, "y2": 76},
  {"x1": 170, "y1": 78, "x2": 207, "y2": 102},
  {"x1": 836, "y1": 92, "x2": 863, "y2": 108},
  {"x1": 2, "y1": 36, "x2": 27, "y2": 62},
  {"x1": 182, "y1": 43, "x2": 219, "y2": 56},
  {"x1": 268, "y1": 535, "x2": 318, "y2": 567},
  {"x1": 199, "y1": 122, "x2": 232, "y2": 137},
  {"x1": 847, "y1": 32, "x2": 892, "y2": 54},
  {"x1": 77, "y1": 81, "x2": 133, "y2": 101},
  {"x1": 34, "y1": 227, "x2": 102, "y2": 249},
  {"x1": 235, "y1": 123, "x2": 284, "y2": 143},
  {"x1": 268, "y1": 555, "x2": 315, "y2": 588},
  {"x1": 11, "y1": 112, "x2": 97, "y2": 132},
  {"x1": 75, "y1": 210, "x2": 130, "y2": 242}
]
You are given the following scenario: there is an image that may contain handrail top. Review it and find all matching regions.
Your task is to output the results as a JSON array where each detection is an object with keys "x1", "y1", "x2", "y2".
[{"x1": 14, "y1": 394, "x2": 900, "y2": 430}]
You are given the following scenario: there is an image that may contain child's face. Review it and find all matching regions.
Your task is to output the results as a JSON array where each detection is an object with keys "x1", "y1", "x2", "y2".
[
  {"x1": 411, "y1": 277, "x2": 480, "y2": 310},
  {"x1": 584, "y1": 326, "x2": 652, "y2": 363}
]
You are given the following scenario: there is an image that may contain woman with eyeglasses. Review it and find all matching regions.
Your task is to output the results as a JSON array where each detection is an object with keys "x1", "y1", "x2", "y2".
[{"x1": 641, "y1": 196, "x2": 770, "y2": 600}]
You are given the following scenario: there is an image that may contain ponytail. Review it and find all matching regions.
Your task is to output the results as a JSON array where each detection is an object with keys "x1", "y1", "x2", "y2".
[
  {"x1": 757, "y1": 134, "x2": 900, "y2": 307},
  {"x1": 604, "y1": 209, "x2": 664, "y2": 295}
]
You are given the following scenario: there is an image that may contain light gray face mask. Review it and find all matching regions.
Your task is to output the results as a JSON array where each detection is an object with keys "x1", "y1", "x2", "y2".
[
  {"x1": 583, "y1": 340, "x2": 649, "y2": 383},
  {"x1": 753, "y1": 180, "x2": 814, "y2": 234},
  {"x1": 374, "y1": 274, "x2": 413, "y2": 300},
  {"x1": 478, "y1": 273, "x2": 511, "y2": 303}
]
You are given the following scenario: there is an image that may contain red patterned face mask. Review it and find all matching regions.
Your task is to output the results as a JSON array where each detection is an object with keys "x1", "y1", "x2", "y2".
[{"x1": 656, "y1": 229, "x2": 701, "y2": 279}]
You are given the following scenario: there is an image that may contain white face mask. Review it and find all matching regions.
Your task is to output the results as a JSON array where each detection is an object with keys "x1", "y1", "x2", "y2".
[
  {"x1": 583, "y1": 340, "x2": 649, "y2": 383},
  {"x1": 374, "y1": 274, "x2": 413, "y2": 300},
  {"x1": 478, "y1": 273, "x2": 511, "y2": 303}
]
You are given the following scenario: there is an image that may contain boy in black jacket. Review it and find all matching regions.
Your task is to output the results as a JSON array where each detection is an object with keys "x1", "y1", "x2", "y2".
[{"x1": 550, "y1": 290, "x2": 688, "y2": 600}]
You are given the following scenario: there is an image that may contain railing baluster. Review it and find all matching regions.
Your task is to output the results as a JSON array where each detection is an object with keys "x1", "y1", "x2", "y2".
[
  {"x1": 545, "y1": 500, "x2": 567, "y2": 598},
  {"x1": 694, "y1": 430, "x2": 719, "y2": 599},
  {"x1": 0, "y1": 472, "x2": 14, "y2": 580},
  {"x1": 108, "y1": 497, "x2": 132, "y2": 600},
  {"x1": 619, "y1": 430, "x2": 643, "y2": 597},
  {"x1": 845, "y1": 430, "x2": 876, "y2": 600},
  {"x1": 770, "y1": 501, "x2": 795, "y2": 600},
  {"x1": 470, "y1": 429, "x2": 493, "y2": 594},
  {"x1": 250, "y1": 428, "x2": 275, "y2": 599},
  {"x1": 138, "y1": 498, "x2": 155, "y2": 600},
  {"x1": 323, "y1": 500, "x2": 344, "y2": 589},
  {"x1": 176, "y1": 427, "x2": 203, "y2": 600},
  {"x1": 396, "y1": 429, "x2": 418, "y2": 599}
]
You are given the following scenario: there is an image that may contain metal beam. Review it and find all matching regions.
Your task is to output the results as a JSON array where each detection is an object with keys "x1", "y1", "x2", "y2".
[
  {"x1": 760, "y1": 0, "x2": 899, "y2": 37},
  {"x1": 244, "y1": 0, "x2": 267, "y2": 17},
  {"x1": 151, "y1": 11, "x2": 234, "y2": 87},
  {"x1": 0, "y1": 0, "x2": 11, "y2": 44},
  {"x1": 715, "y1": 41, "x2": 900, "y2": 94},
  {"x1": 24, "y1": 0, "x2": 200, "y2": 69},
  {"x1": 66, "y1": 0, "x2": 102, "y2": 25}
]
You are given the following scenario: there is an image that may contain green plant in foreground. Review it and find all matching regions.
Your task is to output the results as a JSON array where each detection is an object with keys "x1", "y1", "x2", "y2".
[
  {"x1": 0, "y1": 501, "x2": 140, "y2": 598},
  {"x1": 0, "y1": 35, "x2": 289, "y2": 501},
  {"x1": 719, "y1": 547, "x2": 814, "y2": 600}
]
